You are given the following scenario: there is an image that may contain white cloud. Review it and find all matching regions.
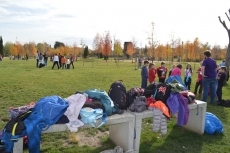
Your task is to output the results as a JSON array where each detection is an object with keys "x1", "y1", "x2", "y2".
[{"x1": 0, "y1": 0, "x2": 230, "y2": 48}]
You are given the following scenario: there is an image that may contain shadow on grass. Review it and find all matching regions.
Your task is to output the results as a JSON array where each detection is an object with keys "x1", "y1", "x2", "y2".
[{"x1": 139, "y1": 124, "x2": 224, "y2": 153}]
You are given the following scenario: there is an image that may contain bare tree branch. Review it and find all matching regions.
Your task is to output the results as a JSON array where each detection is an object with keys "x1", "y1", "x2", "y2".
[
  {"x1": 218, "y1": 16, "x2": 229, "y2": 31},
  {"x1": 225, "y1": 12, "x2": 230, "y2": 21}
]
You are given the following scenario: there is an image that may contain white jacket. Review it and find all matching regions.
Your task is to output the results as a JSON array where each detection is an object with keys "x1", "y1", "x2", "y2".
[
  {"x1": 150, "y1": 107, "x2": 167, "y2": 135},
  {"x1": 65, "y1": 94, "x2": 86, "y2": 132}
]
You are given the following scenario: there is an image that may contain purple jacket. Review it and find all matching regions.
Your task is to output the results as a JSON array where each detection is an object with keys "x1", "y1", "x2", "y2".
[
  {"x1": 166, "y1": 93, "x2": 189, "y2": 126},
  {"x1": 177, "y1": 94, "x2": 189, "y2": 125}
]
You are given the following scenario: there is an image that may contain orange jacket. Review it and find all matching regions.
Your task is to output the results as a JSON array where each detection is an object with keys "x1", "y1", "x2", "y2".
[
  {"x1": 61, "y1": 57, "x2": 66, "y2": 64},
  {"x1": 149, "y1": 101, "x2": 170, "y2": 118}
]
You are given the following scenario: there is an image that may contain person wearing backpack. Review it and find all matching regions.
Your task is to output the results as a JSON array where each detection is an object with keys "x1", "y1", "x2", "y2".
[{"x1": 141, "y1": 61, "x2": 149, "y2": 88}]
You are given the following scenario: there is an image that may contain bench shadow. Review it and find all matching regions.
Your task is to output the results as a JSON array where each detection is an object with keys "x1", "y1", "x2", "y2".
[{"x1": 139, "y1": 120, "x2": 223, "y2": 153}]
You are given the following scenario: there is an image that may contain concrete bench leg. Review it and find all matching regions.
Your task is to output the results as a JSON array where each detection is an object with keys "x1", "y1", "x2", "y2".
[
  {"x1": 133, "y1": 118, "x2": 142, "y2": 153},
  {"x1": 109, "y1": 120, "x2": 134, "y2": 152},
  {"x1": 13, "y1": 137, "x2": 23, "y2": 153}
]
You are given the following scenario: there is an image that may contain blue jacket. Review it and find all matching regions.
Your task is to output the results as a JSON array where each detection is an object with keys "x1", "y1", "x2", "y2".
[{"x1": 141, "y1": 66, "x2": 148, "y2": 79}]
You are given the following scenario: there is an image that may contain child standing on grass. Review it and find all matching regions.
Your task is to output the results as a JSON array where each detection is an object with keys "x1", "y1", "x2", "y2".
[
  {"x1": 216, "y1": 66, "x2": 227, "y2": 103},
  {"x1": 194, "y1": 61, "x2": 203, "y2": 96},
  {"x1": 184, "y1": 64, "x2": 193, "y2": 90},
  {"x1": 156, "y1": 62, "x2": 168, "y2": 83},
  {"x1": 148, "y1": 63, "x2": 156, "y2": 84},
  {"x1": 141, "y1": 60, "x2": 149, "y2": 89}
]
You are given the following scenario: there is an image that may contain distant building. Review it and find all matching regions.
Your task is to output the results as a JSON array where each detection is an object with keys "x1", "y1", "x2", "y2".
[{"x1": 123, "y1": 42, "x2": 133, "y2": 55}]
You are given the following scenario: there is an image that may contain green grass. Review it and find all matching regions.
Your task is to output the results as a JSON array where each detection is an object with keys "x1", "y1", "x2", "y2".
[{"x1": 0, "y1": 58, "x2": 229, "y2": 153}]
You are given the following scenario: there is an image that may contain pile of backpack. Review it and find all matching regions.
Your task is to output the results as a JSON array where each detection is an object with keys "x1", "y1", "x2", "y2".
[
  {"x1": 0, "y1": 79, "x2": 196, "y2": 153},
  {"x1": 108, "y1": 80, "x2": 195, "y2": 113}
]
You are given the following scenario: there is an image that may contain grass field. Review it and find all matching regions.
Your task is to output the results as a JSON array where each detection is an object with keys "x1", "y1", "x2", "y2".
[{"x1": 0, "y1": 58, "x2": 230, "y2": 153}]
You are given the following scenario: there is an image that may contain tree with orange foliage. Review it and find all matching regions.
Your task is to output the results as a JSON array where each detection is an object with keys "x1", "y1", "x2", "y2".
[
  {"x1": 126, "y1": 42, "x2": 135, "y2": 58},
  {"x1": 102, "y1": 31, "x2": 112, "y2": 61}
]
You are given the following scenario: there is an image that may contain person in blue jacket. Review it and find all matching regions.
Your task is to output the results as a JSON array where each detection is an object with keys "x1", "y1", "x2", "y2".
[{"x1": 141, "y1": 60, "x2": 149, "y2": 88}]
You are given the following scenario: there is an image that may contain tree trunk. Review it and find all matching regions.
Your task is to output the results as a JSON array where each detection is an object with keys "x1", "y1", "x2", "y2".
[{"x1": 226, "y1": 43, "x2": 230, "y2": 70}]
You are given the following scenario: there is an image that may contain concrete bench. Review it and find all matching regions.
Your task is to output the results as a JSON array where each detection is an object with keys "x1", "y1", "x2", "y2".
[
  {"x1": 130, "y1": 100, "x2": 207, "y2": 153},
  {"x1": 13, "y1": 111, "x2": 135, "y2": 153}
]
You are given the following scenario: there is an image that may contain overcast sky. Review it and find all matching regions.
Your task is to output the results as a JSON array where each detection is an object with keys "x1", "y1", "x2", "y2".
[{"x1": 0, "y1": 0, "x2": 230, "y2": 49}]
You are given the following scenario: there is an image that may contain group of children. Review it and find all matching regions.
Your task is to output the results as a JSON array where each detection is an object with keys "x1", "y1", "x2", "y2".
[{"x1": 141, "y1": 60, "x2": 227, "y2": 103}]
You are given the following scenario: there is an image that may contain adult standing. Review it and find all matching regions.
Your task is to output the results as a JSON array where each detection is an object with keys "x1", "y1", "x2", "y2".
[
  {"x1": 35, "y1": 51, "x2": 39, "y2": 67},
  {"x1": 58, "y1": 53, "x2": 62, "y2": 68},
  {"x1": 201, "y1": 51, "x2": 217, "y2": 104},
  {"x1": 138, "y1": 57, "x2": 142, "y2": 69},
  {"x1": 52, "y1": 54, "x2": 60, "y2": 69},
  {"x1": 70, "y1": 54, "x2": 75, "y2": 69}
]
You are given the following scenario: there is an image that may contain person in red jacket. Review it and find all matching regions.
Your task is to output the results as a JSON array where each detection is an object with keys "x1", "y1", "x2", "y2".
[
  {"x1": 148, "y1": 63, "x2": 156, "y2": 84},
  {"x1": 156, "y1": 62, "x2": 168, "y2": 83}
]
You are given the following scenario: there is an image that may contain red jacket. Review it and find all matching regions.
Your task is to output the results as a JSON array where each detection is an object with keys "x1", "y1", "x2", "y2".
[{"x1": 148, "y1": 68, "x2": 156, "y2": 83}]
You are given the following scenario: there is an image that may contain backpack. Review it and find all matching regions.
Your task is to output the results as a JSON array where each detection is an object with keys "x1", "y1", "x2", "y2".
[
  {"x1": 129, "y1": 96, "x2": 147, "y2": 112},
  {"x1": 143, "y1": 83, "x2": 157, "y2": 98},
  {"x1": 80, "y1": 107, "x2": 107, "y2": 128},
  {"x1": 154, "y1": 83, "x2": 171, "y2": 103},
  {"x1": 4, "y1": 110, "x2": 32, "y2": 136},
  {"x1": 33, "y1": 95, "x2": 69, "y2": 130},
  {"x1": 84, "y1": 89, "x2": 117, "y2": 116},
  {"x1": 108, "y1": 81, "x2": 127, "y2": 110},
  {"x1": 126, "y1": 87, "x2": 144, "y2": 107}
]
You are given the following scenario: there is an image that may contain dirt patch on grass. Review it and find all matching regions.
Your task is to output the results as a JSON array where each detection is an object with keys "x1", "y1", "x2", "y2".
[{"x1": 65, "y1": 130, "x2": 109, "y2": 147}]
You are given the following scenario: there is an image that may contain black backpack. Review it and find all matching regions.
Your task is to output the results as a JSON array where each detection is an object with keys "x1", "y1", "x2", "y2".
[
  {"x1": 4, "y1": 110, "x2": 32, "y2": 136},
  {"x1": 126, "y1": 87, "x2": 144, "y2": 108},
  {"x1": 108, "y1": 81, "x2": 127, "y2": 110},
  {"x1": 154, "y1": 83, "x2": 171, "y2": 103},
  {"x1": 143, "y1": 83, "x2": 157, "y2": 98}
]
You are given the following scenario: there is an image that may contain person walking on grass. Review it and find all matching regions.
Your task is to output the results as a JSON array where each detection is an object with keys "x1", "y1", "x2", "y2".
[
  {"x1": 216, "y1": 66, "x2": 227, "y2": 103},
  {"x1": 52, "y1": 54, "x2": 59, "y2": 69},
  {"x1": 35, "y1": 50, "x2": 39, "y2": 67},
  {"x1": 141, "y1": 61, "x2": 149, "y2": 88},
  {"x1": 70, "y1": 54, "x2": 74, "y2": 69},
  {"x1": 194, "y1": 61, "x2": 203, "y2": 96},
  {"x1": 156, "y1": 62, "x2": 168, "y2": 83},
  {"x1": 201, "y1": 51, "x2": 217, "y2": 104},
  {"x1": 184, "y1": 64, "x2": 193, "y2": 90}
]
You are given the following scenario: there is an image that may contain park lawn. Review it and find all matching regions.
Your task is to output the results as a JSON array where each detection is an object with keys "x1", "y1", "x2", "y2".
[{"x1": 0, "y1": 58, "x2": 229, "y2": 153}]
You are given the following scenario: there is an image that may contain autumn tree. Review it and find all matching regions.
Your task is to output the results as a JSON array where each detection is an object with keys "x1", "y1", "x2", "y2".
[
  {"x1": 83, "y1": 46, "x2": 89, "y2": 59},
  {"x1": 126, "y1": 42, "x2": 135, "y2": 60},
  {"x1": 93, "y1": 33, "x2": 103, "y2": 58},
  {"x1": 114, "y1": 39, "x2": 123, "y2": 57},
  {"x1": 102, "y1": 31, "x2": 112, "y2": 61},
  {"x1": 193, "y1": 38, "x2": 201, "y2": 62},
  {"x1": 218, "y1": 9, "x2": 230, "y2": 71},
  {"x1": 72, "y1": 42, "x2": 80, "y2": 58},
  {"x1": 0, "y1": 36, "x2": 3, "y2": 56},
  {"x1": 4, "y1": 41, "x2": 13, "y2": 56},
  {"x1": 147, "y1": 22, "x2": 158, "y2": 60}
]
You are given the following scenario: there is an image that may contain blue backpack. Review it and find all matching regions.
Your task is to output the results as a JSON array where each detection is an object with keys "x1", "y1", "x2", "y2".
[{"x1": 80, "y1": 107, "x2": 107, "y2": 128}]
